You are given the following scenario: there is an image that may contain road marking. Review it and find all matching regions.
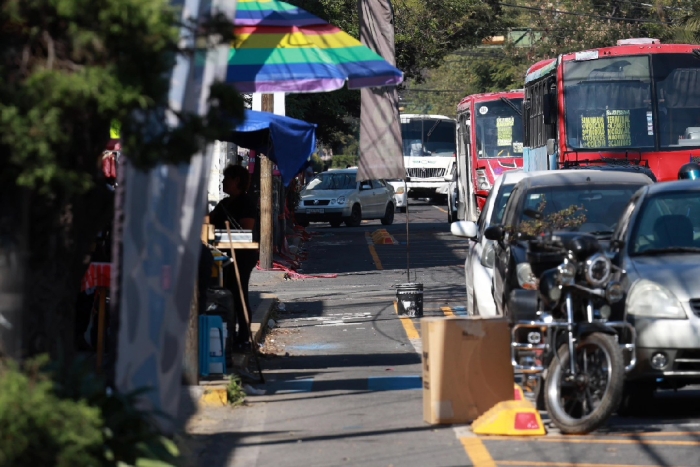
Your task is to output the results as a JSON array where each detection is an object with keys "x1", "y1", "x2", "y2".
[
  {"x1": 497, "y1": 461, "x2": 694, "y2": 467},
  {"x1": 364, "y1": 232, "x2": 383, "y2": 270},
  {"x1": 461, "y1": 436, "x2": 497, "y2": 467},
  {"x1": 433, "y1": 206, "x2": 448, "y2": 213},
  {"x1": 482, "y1": 435, "x2": 700, "y2": 446},
  {"x1": 398, "y1": 316, "x2": 420, "y2": 340},
  {"x1": 441, "y1": 306, "x2": 454, "y2": 316}
]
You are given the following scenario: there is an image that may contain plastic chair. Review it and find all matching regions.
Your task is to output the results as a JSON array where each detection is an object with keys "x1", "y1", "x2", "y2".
[{"x1": 199, "y1": 315, "x2": 227, "y2": 377}]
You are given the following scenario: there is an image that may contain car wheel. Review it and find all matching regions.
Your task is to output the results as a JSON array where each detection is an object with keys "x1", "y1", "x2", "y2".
[
  {"x1": 345, "y1": 204, "x2": 362, "y2": 227},
  {"x1": 381, "y1": 203, "x2": 395, "y2": 225},
  {"x1": 329, "y1": 220, "x2": 343, "y2": 228}
]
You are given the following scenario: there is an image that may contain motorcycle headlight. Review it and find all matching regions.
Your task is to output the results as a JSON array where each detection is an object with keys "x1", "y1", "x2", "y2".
[
  {"x1": 556, "y1": 261, "x2": 576, "y2": 286},
  {"x1": 585, "y1": 253, "x2": 611, "y2": 287},
  {"x1": 336, "y1": 196, "x2": 346, "y2": 205},
  {"x1": 605, "y1": 281, "x2": 624, "y2": 304},
  {"x1": 480, "y1": 241, "x2": 495, "y2": 269},
  {"x1": 476, "y1": 169, "x2": 492, "y2": 191},
  {"x1": 626, "y1": 280, "x2": 687, "y2": 319},
  {"x1": 516, "y1": 263, "x2": 538, "y2": 290}
]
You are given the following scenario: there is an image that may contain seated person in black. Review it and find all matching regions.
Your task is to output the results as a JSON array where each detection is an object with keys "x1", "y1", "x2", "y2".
[{"x1": 208, "y1": 164, "x2": 260, "y2": 351}]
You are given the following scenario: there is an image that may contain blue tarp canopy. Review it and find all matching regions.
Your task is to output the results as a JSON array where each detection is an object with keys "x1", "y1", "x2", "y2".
[{"x1": 229, "y1": 109, "x2": 317, "y2": 186}]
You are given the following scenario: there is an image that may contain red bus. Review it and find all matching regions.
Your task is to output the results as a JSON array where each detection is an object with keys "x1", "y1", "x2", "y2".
[
  {"x1": 523, "y1": 38, "x2": 700, "y2": 182},
  {"x1": 452, "y1": 90, "x2": 525, "y2": 221}
]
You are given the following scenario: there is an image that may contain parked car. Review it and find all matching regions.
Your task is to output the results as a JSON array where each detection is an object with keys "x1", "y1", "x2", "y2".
[
  {"x1": 609, "y1": 180, "x2": 700, "y2": 405},
  {"x1": 386, "y1": 179, "x2": 408, "y2": 213},
  {"x1": 450, "y1": 170, "x2": 545, "y2": 316},
  {"x1": 295, "y1": 169, "x2": 395, "y2": 228},
  {"x1": 485, "y1": 170, "x2": 653, "y2": 322}
]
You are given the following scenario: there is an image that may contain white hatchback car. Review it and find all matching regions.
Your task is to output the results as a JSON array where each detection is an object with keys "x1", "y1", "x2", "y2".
[
  {"x1": 295, "y1": 169, "x2": 396, "y2": 228},
  {"x1": 450, "y1": 170, "x2": 543, "y2": 316}
]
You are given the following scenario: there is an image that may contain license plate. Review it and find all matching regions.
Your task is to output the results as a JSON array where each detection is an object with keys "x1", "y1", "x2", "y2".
[{"x1": 306, "y1": 208, "x2": 324, "y2": 214}]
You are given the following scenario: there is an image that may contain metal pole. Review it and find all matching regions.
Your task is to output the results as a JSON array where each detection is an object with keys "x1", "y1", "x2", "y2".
[
  {"x1": 405, "y1": 178, "x2": 410, "y2": 283},
  {"x1": 259, "y1": 94, "x2": 274, "y2": 269}
]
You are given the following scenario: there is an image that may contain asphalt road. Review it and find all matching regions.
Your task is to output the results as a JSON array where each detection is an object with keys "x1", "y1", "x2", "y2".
[{"x1": 191, "y1": 199, "x2": 700, "y2": 467}]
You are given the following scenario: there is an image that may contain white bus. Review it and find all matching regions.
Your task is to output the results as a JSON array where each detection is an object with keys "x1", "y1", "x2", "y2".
[{"x1": 400, "y1": 114, "x2": 458, "y2": 202}]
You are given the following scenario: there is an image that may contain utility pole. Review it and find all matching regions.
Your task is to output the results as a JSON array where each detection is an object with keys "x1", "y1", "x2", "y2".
[{"x1": 259, "y1": 94, "x2": 274, "y2": 269}]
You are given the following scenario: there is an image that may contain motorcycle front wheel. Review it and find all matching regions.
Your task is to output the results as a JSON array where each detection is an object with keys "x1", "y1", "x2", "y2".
[{"x1": 544, "y1": 332, "x2": 624, "y2": 434}]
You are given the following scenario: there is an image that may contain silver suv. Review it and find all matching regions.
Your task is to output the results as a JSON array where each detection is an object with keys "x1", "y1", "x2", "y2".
[{"x1": 295, "y1": 169, "x2": 396, "y2": 228}]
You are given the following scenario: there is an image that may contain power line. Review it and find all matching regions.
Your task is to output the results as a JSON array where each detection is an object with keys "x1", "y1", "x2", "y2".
[{"x1": 497, "y1": 2, "x2": 673, "y2": 25}]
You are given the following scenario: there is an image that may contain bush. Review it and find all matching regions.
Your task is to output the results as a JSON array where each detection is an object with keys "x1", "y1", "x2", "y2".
[
  {"x1": 0, "y1": 358, "x2": 103, "y2": 467},
  {"x1": 0, "y1": 356, "x2": 179, "y2": 467}
]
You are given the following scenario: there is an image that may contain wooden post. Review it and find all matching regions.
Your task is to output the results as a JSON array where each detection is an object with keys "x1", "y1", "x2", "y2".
[{"x1": 259, "y1": 93, "x2": 274, "y2": 269}]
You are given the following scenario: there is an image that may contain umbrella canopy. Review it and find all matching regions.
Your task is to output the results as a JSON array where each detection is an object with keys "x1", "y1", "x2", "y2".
[
  {"x1": 230, "y1": 109, "x2": 317, "y2": 185},
  {"x1": 229, "y1": 0, "x2": 404, "y2": 93}
]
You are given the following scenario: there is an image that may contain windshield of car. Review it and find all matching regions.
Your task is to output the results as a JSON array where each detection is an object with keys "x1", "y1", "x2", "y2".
[
  {"x1": 475, "y1": 99, "x2": 525, "y2": 158},
  {"x1": 306, "y1": 173, "x2": 356, "y2": 191},
  {"x1": 490, "y1": 184, "x2": 516, "y2": 225},
  {"x1": 653, "y1": 54, "x2": 700, "y2": 149},
  {"x1": 517, "y1": 184, "x2": 643, "y2": 237},
  {"x1": 630, "y1": 191, "x2": 700, "y2": 255},
  {"x1": 564, "y1": 56, "x2": 654, "y2": 150},
  {"x1": 401, "y1": 118, "x2": 457, "y2": 157}
]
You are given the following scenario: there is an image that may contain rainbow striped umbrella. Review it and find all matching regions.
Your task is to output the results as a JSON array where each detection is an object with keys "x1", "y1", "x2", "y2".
[{"x1": 228, "y1": 0, "x2": 404, "y2": 93}]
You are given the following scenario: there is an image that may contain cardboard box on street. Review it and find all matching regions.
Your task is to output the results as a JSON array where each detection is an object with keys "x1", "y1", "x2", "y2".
[{"x1": 422, "y1": 316, "x2": 514, "y2": 425}]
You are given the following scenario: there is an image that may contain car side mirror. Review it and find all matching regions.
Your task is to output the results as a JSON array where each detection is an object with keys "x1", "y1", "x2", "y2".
[
  {"x1": 451, "y1": 221, "x2": 477, "y2": 239},
  {"x1": 484, "y1": 225, "x2": 504, "y2": 242}
]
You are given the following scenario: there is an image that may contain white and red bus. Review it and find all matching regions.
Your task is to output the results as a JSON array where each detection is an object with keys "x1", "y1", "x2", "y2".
[
  {"x1": 452, "y1": 90, "x2": 525, "y2": 221},
  {"x1": 523, "y1": 38, "x2": 700, "y2": 181}
]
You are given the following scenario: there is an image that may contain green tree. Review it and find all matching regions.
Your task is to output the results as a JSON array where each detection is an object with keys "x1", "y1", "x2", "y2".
[{"x1": 0, "y1": 0, "x2": 244, "y2": 360}]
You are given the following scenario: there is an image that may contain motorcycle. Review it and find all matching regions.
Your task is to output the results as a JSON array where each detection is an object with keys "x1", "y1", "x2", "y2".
[{"x1": 512, "y1": 230, "x2": 636, "y2": 434}]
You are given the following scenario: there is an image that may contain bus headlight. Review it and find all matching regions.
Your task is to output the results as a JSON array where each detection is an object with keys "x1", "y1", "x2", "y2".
[{"x1": 476, "y1": 169, "x2": 491, "y2": 191}]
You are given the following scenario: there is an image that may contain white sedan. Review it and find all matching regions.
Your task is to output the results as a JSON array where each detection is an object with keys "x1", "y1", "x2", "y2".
[{"x1": 450, "y1": 170, "x2": 540, "y2": 316}]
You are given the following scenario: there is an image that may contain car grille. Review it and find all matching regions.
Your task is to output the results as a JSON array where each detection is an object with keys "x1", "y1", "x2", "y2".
[
  {"x1": 406, "y1": 167, "x2": 446, "y2": 179},
  {"x1": 303, "y1": 200, "x2": 331, "y2": 206},
  {"x1": 676, "y1": 349, "x2": 700, "y2": 371},
  {"x1": 689, "y1": 299, "x2": 700, "y2": 317}
]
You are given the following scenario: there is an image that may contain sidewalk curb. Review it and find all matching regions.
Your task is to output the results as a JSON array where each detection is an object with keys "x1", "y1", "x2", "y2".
[{"x1": 251, "y1": 292, "x2": 278, "y2": 345}]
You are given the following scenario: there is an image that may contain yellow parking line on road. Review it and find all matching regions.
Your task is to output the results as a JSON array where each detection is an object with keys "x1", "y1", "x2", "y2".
[
  {"x1": 434, "y1": 206, "x2": 448, "y2": 213},
  {"x1": 483, "y1": 436, "x2": 700, "y2": 446},
  {"x1": 398, "y1": 315, "x2": 420, "y2": 340},
  {"x1": 497, "y1": 461, "x2": 693, "y2": 467},
  {"x1": 461, "y1": 437, "x2": 497, "y2": 467},
  {"x1": 441, "y1": 306, "x2": 454, "y2": 316},
  {"x1": 364, "y1": 232, "x2": 383, "y2": 270}
]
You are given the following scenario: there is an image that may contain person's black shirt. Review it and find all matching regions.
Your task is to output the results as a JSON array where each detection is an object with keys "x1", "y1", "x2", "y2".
[{"x1": 209, "y1": 193, "x2": 260, "y2": 243}]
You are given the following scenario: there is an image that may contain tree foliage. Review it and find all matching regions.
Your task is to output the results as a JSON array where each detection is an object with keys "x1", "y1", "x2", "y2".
[{"x1": 0, "y1": 0, "x2": 244, "y2": 194}]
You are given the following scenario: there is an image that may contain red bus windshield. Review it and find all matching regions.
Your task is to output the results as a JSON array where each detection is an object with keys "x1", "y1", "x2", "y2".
[
  {"x1": 474, "y1": 98, "x2": 524, "y2": 158},
  {"x1": 564, "y1": 53, "x2": 700, "y2": 151}
]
